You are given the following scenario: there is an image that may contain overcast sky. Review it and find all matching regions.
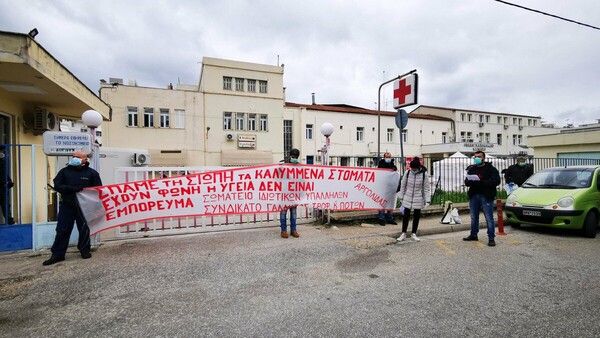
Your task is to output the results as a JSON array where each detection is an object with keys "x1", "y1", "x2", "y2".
[{"x1": 1, "y1": 0, "x2": 599, "y2": 126}]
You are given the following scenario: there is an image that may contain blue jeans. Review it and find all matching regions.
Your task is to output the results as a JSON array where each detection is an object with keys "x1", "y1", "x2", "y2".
[
  {"x1": 280, "y1": 207, "x2": 297, "y2": 232},
  {"x1": 378, "y1": 210, "x2": 394, "y2": 222},
  {"x1": 469, "y1": 194, "x2": 495, "y2": 239}
]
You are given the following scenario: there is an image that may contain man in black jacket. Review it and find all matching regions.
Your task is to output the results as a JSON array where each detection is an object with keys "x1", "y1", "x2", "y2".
[
  {"x1": 376, "y1": 152, "x2": 398, "y2": 225},
  {"x1": 43, "y1": 151, "x2": 103, "y2": 266},
  {"x1": 504, "y1": 156, "x2": 533, "y2": 186},
  {"x1": 463, "y1": 151, "x2": 501, "y2": 246}
]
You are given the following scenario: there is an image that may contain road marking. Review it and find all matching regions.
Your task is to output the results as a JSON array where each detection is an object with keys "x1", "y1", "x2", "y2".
[
  {"x1": 435, "y1": 240, "x2": 456, "y2": 255},
  {"x1": 473, "y1": 242, "x2": 486, "y2": 248},
  {"x1": 506, "y1": 236, "x2": 522, "y2": 245}
]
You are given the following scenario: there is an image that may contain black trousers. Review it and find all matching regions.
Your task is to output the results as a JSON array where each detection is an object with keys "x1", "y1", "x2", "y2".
[
  {"x1": 402, "y1": 208, "x2": 422, "y2": 234},
  {"x1": 50, "y1": 202, "x2": 90, "y2": 258}
]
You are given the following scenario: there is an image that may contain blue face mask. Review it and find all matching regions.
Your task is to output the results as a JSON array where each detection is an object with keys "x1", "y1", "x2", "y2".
[
  {"x1": 384, "y1": 158, "x2": 391, "y2": 163},
  {"x1": 69, "y1": 157, "x2": 82, "y2": 166},
  {"x1": 473, "y1": 157, "x2": 483, "y2": 165},
  {"x1": 290, "y1": 158, "x2": 299, "y2": 164},
  {"x1": 518, "y1": 162, "x2": 526, "y2": 167}
]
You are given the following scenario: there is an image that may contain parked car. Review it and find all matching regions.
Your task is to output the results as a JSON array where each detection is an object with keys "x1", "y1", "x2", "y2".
[{"x1": 504, "y1": 166, "x2": 600, "y2": 238}]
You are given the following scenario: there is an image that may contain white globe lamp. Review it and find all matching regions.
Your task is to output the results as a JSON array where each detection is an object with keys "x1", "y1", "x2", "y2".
[
  {"x1": 82, "y1": 110, "x2": 103, "y2": 128},
  {"x1": 320, "y1": 122, "x2": 334, "y2": 137}
]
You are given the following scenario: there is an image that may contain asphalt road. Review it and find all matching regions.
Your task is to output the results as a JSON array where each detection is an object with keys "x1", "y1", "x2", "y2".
[{"x1": 1, "y1": 224, "x2": 599, "y2": 338}]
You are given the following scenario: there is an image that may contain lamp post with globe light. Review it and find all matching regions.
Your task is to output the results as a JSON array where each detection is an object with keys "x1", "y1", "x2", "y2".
[
  {"x1": 320, "y1": 122, "x2": 334, "y2": 166},
  {"x1": 81, "y1": 110, "x2": 103, "y2": 170}
]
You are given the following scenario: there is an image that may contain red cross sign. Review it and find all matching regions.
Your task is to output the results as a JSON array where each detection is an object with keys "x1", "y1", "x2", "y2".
[{"x1": 393, "y1": 73, "x2": 418, "y2": 109}]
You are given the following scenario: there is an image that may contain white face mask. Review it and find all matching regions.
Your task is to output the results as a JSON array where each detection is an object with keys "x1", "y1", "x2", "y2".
[{"x1": 0, "y1": 153, "x2": 4, "y2": 159}]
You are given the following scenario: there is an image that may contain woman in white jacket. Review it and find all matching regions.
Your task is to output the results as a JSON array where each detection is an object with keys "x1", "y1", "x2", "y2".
[{"x1": 397, "y1": 157, "x2": 431, "y2": 242}]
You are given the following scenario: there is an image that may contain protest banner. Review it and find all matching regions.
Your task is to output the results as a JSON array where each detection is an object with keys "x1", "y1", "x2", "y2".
[{"x1": 77, "y1": 163, "x2": 400, "y2": 235}]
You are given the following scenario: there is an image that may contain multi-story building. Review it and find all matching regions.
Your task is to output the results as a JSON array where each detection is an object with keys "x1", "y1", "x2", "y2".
[{"x1": 415, "y1": 105, "x2": 558, "y2": 157}]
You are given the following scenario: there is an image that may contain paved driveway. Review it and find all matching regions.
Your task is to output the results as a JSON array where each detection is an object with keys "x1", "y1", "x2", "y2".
[{"x1": 1, "y1": 223, "x2": 599, "y2": 337}]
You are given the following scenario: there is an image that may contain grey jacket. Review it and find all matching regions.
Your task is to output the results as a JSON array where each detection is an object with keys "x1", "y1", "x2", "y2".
[{"x1": 398, "y1": 168, "x2": 431, "y2": 209}]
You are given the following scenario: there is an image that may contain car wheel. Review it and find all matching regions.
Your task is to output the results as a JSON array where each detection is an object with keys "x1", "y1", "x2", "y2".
[{"x1": 582, "y1": 211, "x2": 598, "y2": 238}]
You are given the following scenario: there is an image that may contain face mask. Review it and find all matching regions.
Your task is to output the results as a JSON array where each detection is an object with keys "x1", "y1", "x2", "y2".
[
  {"x1": 518, "y1": 162, "x2": 526, "y2": 167},
  {"x1": 384, "y1": 158, "x2": 391, "y2": 163},
  {"x1": 411, "y1": 168, "x2": 419, "y2": 173},
  {"x1": 69, "y1": 157, "x2": 82, "y2": 166},
  {"x1": 290, "y1": 158, "x2": 299, "y2": 164},
  {"x1": 473, "y1": 157, "x2": 483, "y2": 165}
]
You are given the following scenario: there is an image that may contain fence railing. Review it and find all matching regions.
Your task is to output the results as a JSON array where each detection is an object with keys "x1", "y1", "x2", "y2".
[{"x1": 329, "y1": 156, "x2": 600, "y2": 205}]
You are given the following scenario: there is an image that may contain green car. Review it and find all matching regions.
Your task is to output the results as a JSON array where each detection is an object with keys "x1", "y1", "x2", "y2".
[{"x1": 504, "y1": 166, "x2": 600, "y2": 238}]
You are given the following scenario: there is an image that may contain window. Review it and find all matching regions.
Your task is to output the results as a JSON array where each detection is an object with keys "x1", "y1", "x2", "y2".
[
  {"x1": 478, "y1": 132, "x2": 484, "y2": 142},
  {"x1": 442, "y1": 132, "x2": 447, "y2": 143},
  {"x1": 497, "y1": 133, "x2": 502, "y2": 145},
  {"x1": 386, "y1": 128, "x2": 394, "y2": 142},
  {"x1": 485, "y1": 133, "x2": 490, "y2": 142},
  {"x1": 248, "y1": 113, "x2": 257, "y2": 131},
  {"x1": 143, "y1": 107, "x2": 154, "y2": 128},
  {"x1": 159, "y1": 108, "x2": 170, "y2": 128},
  {"x1": 460, "y1": 131, "x2": 466, "y2": 142},
  {"x1": 235, "y1": 113, "x2": 245, "y2": 130},
  {"x1": 528, "y1": 119, "x2": 532, "y2": 126},
  {"x1": 518, "y1": 135, "x2": 523, "y2": 144},
  {"x1": 173, "y1": 109, "x2": 185, "y2": 129},
  {"x1": 486, "y1": 115, "x2": 490, "y2": 123},
  {"x1": 235, "y1": 78, "x2": 244, "y2": 91},
  {"x1": 259, "y1": 80, "x2": 267, "y2": 93},
  {"x1": 223, "y1": 77, "x2": 232, "y2": 90},
  {"x1": 479, "y1": 115, "x2": 484, "y2": 123},
  {"x1": 503, "y1": 117, "x2": 508, "y2": 124},
  {"x1": 461, "y1": 113, "x2": 465, "y2": 121},
  {"x1": 223, "y1": 112, "x2": 232, "y2": 130},
  {"x1": 467, "y1": 114, "x2": 472, "y2": 122},
  {"x1": 512, "y1": 134, "x2": 518, "y2": 145},
  {"x1": 306, "y1": 124, "x2": 314, "y2": 140},
  {"x1": 127, "y1": 106, "x2": 138, "y2": 127},
  {"x1": 497, "y1": 116, "x2": 502, "y2": 124},
  {"x1": 356, "y1": 127, "x2": 364, "y2": 141},
  {"x1": 401, "y1": 130, "x2": 407, "y2": 143},
  {"x1": 467, "y1": 132, "x2": 473, "y2": 141},
  {"x1": 518, "y1": 118, "x2": 522, "y2": 125},
  {"x1": 533, "y1": 120, "x2": 537, "y2": 127},
  {"x1": 513, "y1": 117, "x2": 517, "y2": 125},
  {"x1": 259, "y1": 114, "x2": 268, "y2": 131},
  {"x1": 247, "y1": 79, "x2": 256, "y2": 92}
]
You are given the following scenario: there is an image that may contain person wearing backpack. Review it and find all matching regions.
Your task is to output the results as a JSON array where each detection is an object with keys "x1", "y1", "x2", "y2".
[{"x1": 397, "y1": 157, "x2": 431, "y2": 242}]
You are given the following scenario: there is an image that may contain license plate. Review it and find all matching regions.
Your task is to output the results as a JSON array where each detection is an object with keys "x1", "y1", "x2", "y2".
[{"x1": 523, "y1": 210, "x2": 542, "y2": 217}]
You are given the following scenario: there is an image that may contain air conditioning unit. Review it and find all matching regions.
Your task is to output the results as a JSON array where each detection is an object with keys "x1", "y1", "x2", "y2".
[
  {"x1": 518, "y1": 126, "x2": 524, "y2": 130},
  {"x1": 226, "y1": 133, "x2": 235, "y2": 141},
  {"x1": 503, "y1": 125, "x2": 509, "y2": 129},
  {"x1": 34, "y1": 110, "x2": 60, "y2": 131},
  {"x1": 132, "y1": 153, "x2": 149, "y2": 166},
  {"x1": 478, "y1": 122, "x2": 484, "y2": 127}
]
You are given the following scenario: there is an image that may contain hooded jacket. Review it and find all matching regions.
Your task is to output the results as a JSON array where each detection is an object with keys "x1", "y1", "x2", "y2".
[{"x1": 398, "y1": 167, "x2": 431, "y2": 209}]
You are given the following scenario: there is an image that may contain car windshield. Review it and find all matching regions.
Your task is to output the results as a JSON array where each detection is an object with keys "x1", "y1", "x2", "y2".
[{"x1": 523, "y1": 168, "x2": 594, "y2": 189}]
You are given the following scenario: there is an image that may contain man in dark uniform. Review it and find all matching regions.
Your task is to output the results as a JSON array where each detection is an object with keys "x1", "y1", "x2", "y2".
[
  {"x1": 43, "y1": 151, "x2": 102, "y2": 266},
  {"x1": 376, "y1": 152, "x2": 398, "y2": 225},
  {"x1": 0, "y1": 146, "x2": 15, "y2": 224}
]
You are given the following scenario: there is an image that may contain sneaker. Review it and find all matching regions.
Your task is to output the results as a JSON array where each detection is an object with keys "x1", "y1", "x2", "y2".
[
  {"x1": 463, "y1": 235, "x2": 478, "y2": 241},
  {"x1": 378, "y1": 219, "x2": 386, "y2": 226},
  {"x1": 281, "y1": 231, "x2": 288, "y2": 238},
  {"x1": 42, "y1": 256, "x2": 65, "y2": 266},
  {"x1": 488, "y1": 239, "x2": 496, "y2": 247},
  {"x1": 81, "y1": 251, "x2": 92, "y2": 259},
  {"x1": 291, "y1": 231, "x2": 299, "y2": 238},
  {"x1": 397, "y1": 233, "x2": 406, "y2": 242},
  {"x1": 386, "y1": 220, "x2": 398, "y2": 225},
  {"x1": 411, "y1": 233, "x2": 421, "y2": 242}
]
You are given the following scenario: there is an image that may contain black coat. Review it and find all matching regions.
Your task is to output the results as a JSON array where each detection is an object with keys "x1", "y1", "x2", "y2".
[
  {"x1": 54, "y1": 163, "x2": 102, "y2": 206},
  {"x1": 504, "y1": 164, "x2": 534, "y2": 186},
  {"x1": 465, "y1": 162, "x2": 501, "y2": 200}
]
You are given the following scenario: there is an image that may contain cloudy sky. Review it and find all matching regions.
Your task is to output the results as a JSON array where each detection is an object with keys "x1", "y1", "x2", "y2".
[{"x1": 1, "y1": 0, "x2": 599, "y2": 125}]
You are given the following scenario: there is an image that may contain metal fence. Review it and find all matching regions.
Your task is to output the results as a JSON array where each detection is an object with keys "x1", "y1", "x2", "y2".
[{"x1": 329, "y1": 155, "x2": 600, "y2": 205}]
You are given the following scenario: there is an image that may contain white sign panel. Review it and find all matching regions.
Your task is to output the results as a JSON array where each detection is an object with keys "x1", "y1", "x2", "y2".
[
  {"x1": 43, "y1": 131, "x2": 92, "y2": 156},
  {"x1": 393, "y1": 73, "x2": 418, "y2": 109}
]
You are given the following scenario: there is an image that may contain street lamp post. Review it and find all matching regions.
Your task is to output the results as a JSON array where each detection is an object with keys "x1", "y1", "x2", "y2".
[
  {"x1": 81, "y1": 110, "x2": 103, "y2": 171},
  {"x1": 320, "y1": 122, "x2": 334, "y2": 166}
]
